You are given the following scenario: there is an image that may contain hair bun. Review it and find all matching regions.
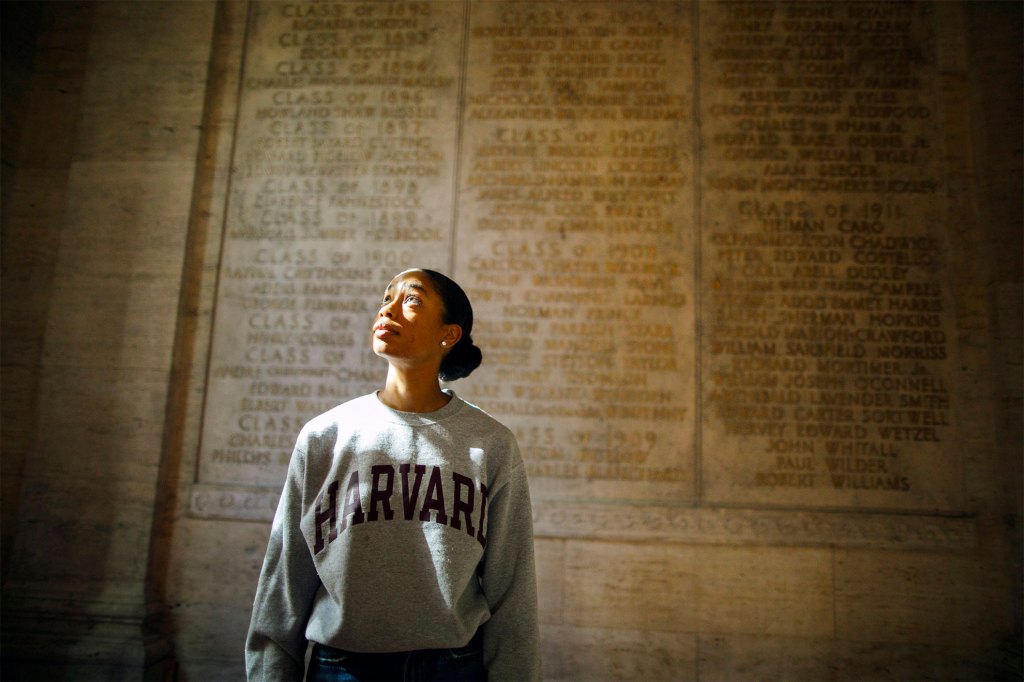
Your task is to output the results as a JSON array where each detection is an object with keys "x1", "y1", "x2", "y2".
[{"x1": 440, "y1": 336, "x2": 483, "y2": 381}]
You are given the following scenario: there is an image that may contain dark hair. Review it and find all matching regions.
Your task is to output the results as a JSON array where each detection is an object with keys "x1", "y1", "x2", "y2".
[{"x1": 420, "y1": 269, "x2": 483, "y2": 381}]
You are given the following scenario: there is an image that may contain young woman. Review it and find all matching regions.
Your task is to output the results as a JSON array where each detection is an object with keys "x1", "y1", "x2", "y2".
[{"x1": 245, "y1": 269, "x2": 540, "y2": 681}]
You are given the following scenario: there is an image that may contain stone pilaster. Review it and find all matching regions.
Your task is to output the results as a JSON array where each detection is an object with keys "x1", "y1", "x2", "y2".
[{"x1": 1, "y1": 2, "x2": 216, "y2": 678}]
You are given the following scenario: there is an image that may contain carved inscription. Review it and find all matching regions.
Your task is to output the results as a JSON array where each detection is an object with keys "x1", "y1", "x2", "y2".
[
  {"x1": 456, "y1": 2, "x2": 696, "y2": 502},
  {"x1": 198, "y1": 1, "x2": 462, "y2": 487},
  {"x1": 191, "y1": 0, "x2": 969, "y2": 522},
  {"x1": 700, "y1": 1, "x2": 962, "y2": 511}
]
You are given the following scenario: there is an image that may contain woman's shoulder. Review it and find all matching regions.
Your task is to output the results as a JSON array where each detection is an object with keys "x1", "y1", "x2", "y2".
[{"x1": 450, "y1": 395, "x2": 517, "y2": 441}]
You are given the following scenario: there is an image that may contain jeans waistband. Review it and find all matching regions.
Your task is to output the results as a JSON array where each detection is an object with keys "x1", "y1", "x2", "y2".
[
  {"x1": 308, "y1": 630, "x2": 486, "y2": 682},
  {"x1": 313, "y1": 628, "x2": 483, "y2": 659}
]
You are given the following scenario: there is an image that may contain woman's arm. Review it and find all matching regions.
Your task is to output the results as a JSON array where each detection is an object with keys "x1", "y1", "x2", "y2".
[
  {"x1": 245, "y1": 447, "x2": 320, "y2": 681},
  {"x1": 479, "y1": 459, "x2": 542, "y2": 681}
]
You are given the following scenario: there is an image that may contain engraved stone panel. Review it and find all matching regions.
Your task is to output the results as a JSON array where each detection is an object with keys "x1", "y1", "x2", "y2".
[
  {"x1": 197, "y1": 1, "x2": 464, "y2": 488},
  {"x1": 189, "y1": 0, "x2": 971, "y2": 536},
  {"x1": 454, "y1": 1, "x2": 697, "y2": 504},
  {"x1": 698, "y1": 1, "x2": 963, "y2": 512}
]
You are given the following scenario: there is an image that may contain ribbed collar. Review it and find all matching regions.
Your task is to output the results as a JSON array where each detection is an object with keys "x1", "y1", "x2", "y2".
[{"x1": 370, "y1": 388, "x2": 464, "y2": 426}]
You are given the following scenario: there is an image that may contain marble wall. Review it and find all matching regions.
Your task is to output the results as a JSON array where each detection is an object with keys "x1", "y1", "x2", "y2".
[
  {"x1": 1, "y1": 1, "x2": 216, "y2": 678},
  {"x1": 1, "y1": 1, "x2": 1020, "y2": 680}
]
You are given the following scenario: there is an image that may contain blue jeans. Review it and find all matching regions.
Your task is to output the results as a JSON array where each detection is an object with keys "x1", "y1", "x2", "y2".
[{"x1": 306, "y1": 632, "x2": 486, "y2": 682}]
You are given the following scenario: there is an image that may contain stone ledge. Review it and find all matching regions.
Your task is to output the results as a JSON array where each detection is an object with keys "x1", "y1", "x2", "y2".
[
  {"x1": 533, "y1": 501, "x2": 976, "y2": 552},
  {"x1": 188, "y1": 483, "x2": 975, "y2": 551}
]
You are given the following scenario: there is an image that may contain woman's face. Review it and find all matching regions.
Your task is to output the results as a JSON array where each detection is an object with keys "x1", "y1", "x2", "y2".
[{"x1": 371, "y1": 270, "x2": 458, "y2": 369}]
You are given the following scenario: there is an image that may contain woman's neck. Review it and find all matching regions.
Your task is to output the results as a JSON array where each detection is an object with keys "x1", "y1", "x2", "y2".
[{"x1": 378, "y1": 366, "x2": 450, "y2": 413}]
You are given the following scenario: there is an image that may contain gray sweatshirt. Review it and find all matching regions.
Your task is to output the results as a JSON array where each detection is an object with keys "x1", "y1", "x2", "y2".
[{"x1": 245, "y1": 391, "x2": 540, "y2": 681}]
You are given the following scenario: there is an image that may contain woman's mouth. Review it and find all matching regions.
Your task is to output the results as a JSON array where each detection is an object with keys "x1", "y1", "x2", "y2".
[{"x1": 373, "y1": 323, "x2": 397, "y2": 338}]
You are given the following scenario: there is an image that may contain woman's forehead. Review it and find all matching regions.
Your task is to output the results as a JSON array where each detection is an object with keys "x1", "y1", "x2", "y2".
[{"x1": 385, "y1": 269, "x2": 432, "y2": 293}]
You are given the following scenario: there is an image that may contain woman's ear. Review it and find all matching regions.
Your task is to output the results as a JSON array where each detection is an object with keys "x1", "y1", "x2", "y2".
[{"x1": 441, "y1": 324, "x2": 463, "y2": 348}]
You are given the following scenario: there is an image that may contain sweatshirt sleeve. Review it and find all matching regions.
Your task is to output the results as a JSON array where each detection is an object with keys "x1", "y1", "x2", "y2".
[
  {"x1": 245, "y1": 445, "x2": 320, "y2": 681},
  {"x1": 480, "y1": 456, "x2": 541, "y2": 681}
]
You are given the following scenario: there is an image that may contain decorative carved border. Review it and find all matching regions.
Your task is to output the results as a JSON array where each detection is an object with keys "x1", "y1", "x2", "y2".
[
  {"x1": 189, "y1": 483, "x2": 279, "y2": 523},
  {"x1": 532, "y1": 501, "x2": 976, "y2": 551},
  {"x1": 188, "y1": 483, "x2": 976, "y2": 551}
]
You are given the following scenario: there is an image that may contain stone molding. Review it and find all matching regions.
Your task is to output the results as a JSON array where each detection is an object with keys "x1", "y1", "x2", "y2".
[
  {"x1": 188, "y1": 482, "x2": 280, "y2": 523},
  {"x1": 532, "y1": 501, "x2": 976, "y2": 551},
  {"x1": 188, "y1": 483, "x2": 976, "y2": 551}
]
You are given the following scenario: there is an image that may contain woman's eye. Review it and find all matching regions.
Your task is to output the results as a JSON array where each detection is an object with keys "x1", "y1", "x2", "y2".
[{"x1": 404, "y1": 295, "x2": 421, "y2": 305}]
